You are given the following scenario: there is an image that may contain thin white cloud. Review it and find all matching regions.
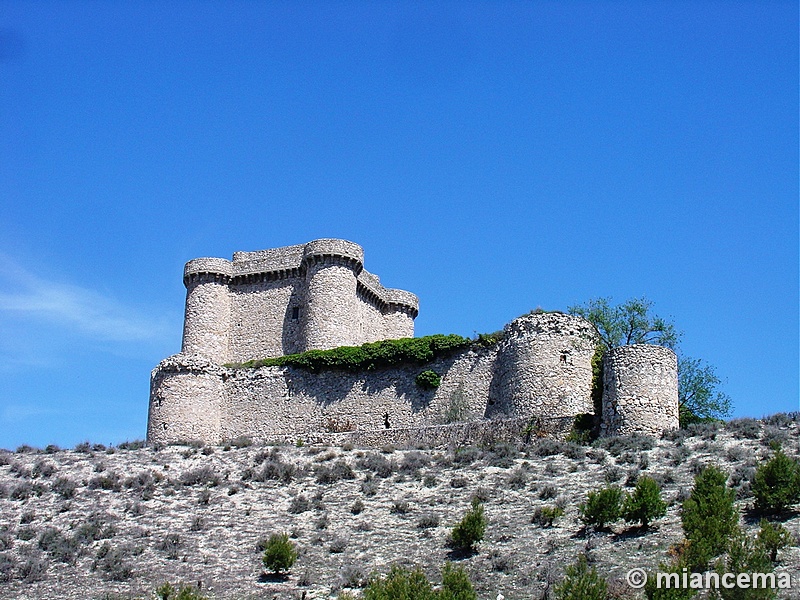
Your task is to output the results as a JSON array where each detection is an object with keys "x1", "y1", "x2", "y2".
[{"x1": 0, "y1": 254, "x2": 170, "y2": 342}]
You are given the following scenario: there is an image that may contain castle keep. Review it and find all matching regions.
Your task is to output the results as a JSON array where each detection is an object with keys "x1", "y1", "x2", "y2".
[{"x1": 148, "y1": 239, "x2": 679, "y2": 446}]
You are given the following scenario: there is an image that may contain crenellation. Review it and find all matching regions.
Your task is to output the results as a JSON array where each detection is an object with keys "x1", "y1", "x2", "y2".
[{"x1": 149, "y1": 239, "x2": 681, "y2": 446}]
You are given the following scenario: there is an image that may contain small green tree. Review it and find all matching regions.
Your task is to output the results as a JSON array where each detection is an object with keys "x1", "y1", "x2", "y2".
[
  {"x1": 361, "y1": 563, "x2": 476, "y2": 600},
  {"x1": 554, "y1": 554, "x2": 608, "y2": 600},
  {"x1": 363, "y1": 565, "x2": 436, "y2": 600},
  {"x1": 261, "y1": 532, "x2": 298, "y2": 574},
  {"x1": 450, "y1": 498, "x2": 486, "y2": 553},
  {"x1": 568, "y1": 297, "x2": 680, "y2": 351},
  {"x1": 644, "y1": 559, "x2": 697, "y2": 600},
  {"x1": 678, "y1": 356, "x2": 732, "y2": 426},
  {"x1": 155, "y1": 583, "x2": 209, "y2": 600},
  {"x1": 681, "y1": 465, "x2": 738, "y2": 569},
  {"x1": 623, "y1": 476, "x2": 667, "y2": 529},
  {"x1": 757, "y1": 519, "x2": 793, "y2": 562},
  {"x1": 580, "y1": 486, "x2": 623, "y2": 530},
  {"x1": 438, "y1": 562, "x2": 477, "y2": 600},
  {"x1": 715, "y1": 529, "x2": 776, "y2": 600},
  {"x1": 752, "y1": 449, "x2": 800, "y2": 513}
]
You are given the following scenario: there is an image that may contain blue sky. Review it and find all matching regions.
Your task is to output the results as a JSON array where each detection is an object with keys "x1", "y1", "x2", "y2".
[{"x1": 0, "y1": 1, "x2": 797, "y2": 449}]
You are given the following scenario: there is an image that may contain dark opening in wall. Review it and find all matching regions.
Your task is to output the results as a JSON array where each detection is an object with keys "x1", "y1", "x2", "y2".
[{"x1": 292, "y1": 307, "x2": 300, "y2": 320}]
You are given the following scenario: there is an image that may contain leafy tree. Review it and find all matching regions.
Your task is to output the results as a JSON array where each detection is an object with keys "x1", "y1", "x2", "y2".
[
  {"x1": 568, "y1": 297, "x2": 680, "y2": 351},
  {"x1": 757, "y1": 519, "x2": 793, "y2": 562},
  {"x1": 554, "y1": 554, "x2": 608, "y2": 600},
  {"x1": 677, "y1": 356, "x2": 732, "y2": 426},
  {"x1": 622, "y1": 476, "x2": 667, "y2": 529},
  {"x1": 752, "y1": 449, "x2": 800, "y2": 513},
  {"x1": 261, "y1": 532, "x2": 298, "y2": 574},
  {"x1": 681, "y1": 465, "x2": 738, "y2": 569},
  {"x1": 580, "y1": 486, "x2": 623, "y2": 530},
  {"x1": 450, "y1": 498, "x2": 486, "y2": 553}
]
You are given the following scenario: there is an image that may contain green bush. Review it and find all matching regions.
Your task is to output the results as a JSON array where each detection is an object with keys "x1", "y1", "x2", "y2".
[
  {"x1": 155, "y1": 582, "x2": 209, "y2": 600},
  {"x1": 752, "y1": 449, "x2": 800, "y2": 513},
  {"x1": 450, "y1": 498, "x2": 486, "y2": 552},
  {"x1": 362, "y1": 563, "x2": 476, "y2": 600},
  {"x1": 531, "y1": 505, "x2": 564, "y2": 527},
  {"x1": 644, "y1": 559, "x2": 698, "y2": 600},
  {"x1": 554, "y1": 554, "x2": 608, "y2": 600},
  {"x1": 622, "y1": 476, "x2": 667, "y2": 528},
  {"x1": 232, "y1": 334, "x2": 473, "y2": 372},
  {"x1": 681, "y1": 465, "x2": 738, "y2": 569},
  {"x1": 757, "y1": 519, "x2": 793, "y2": 562},
  {"x1": 715, "y1": 529, "x2": 776, "y2": 600},
  {"x1": 580, "y1": 486, "x2": 622, "y2": 530},
  {"x1": 416, "y1": 370, "x2": 442, "y2": 390},
  {"x1": 261, "y1": 532, "x2": 298, "y2": 574}
]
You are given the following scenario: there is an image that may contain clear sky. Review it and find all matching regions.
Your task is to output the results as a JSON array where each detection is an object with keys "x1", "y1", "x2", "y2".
[{"x1": 0, "y1": 1, "x2": 797, "y2": 449}]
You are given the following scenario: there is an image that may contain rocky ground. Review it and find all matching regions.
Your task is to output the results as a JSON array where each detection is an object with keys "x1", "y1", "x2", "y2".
[{"x1": 0, "y1": 415, "x2": 798, "y2": 600}]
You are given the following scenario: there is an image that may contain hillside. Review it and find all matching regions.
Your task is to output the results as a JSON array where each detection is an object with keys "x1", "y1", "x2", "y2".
[{"x1": 0, "y1": 416, "x2": 798, "y2": 600}]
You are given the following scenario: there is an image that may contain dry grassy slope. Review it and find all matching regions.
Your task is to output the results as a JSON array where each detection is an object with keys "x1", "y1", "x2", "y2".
[{"x1": 0, "y1": 417, "x2": 798, "y2": 600}]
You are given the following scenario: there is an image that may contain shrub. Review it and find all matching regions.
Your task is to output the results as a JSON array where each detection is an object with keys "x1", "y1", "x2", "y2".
[
  {"x1": 554, "y1": 554, "x2": 608, "y2": 600},
  {"x1": 178, "y1": 466, "x2": 220, "y2": 487},
  {"x1": 416, "y1": 370, "x2": 441, "y2": 389},
  {"x1": 531, "y1": 505, "x2": 564, "y2": 527},
  {"x1": 507, "y1": 468, "x2": 526, "y2": 490},
  {"x1": 752, "y1": 449, "x2": 800, "y2": 513},
  {"x1": 363, "y1": 565, "x2": 435, "y2": 599},
  {"x1": 357, "y1": 453, "x2": 394, "y2": 478},
  {"x1": 438, "y1": 562, "x2": 477, "y2": 600},
  {"x1": 38, "y1": 527, "x2": 78, "y2": 563},
  {"x1": 417, "y1": 513, "x2": 440, "y2": 529},
  {"x1": 681, "y1": 465, "x2": 738, "y2": 569},
  {"x1": 757, "y1": 519, "x2": 792, "y2": 562},
  {"x1": 580, "y1": 486, "x2": 623, "y2": 530},
  {"x1": 155, "y1": 582, "x2": 209, "y2": 600},
  {"x1": 592, "y1": 434, "x2": 655, "y2": 457},
  {"x1": 450, "y1": 498, "x2": 486, "y2": 552},
  {"x1": 234, "y1": 334, "x2": 473, "y2": 372},
  {"x1": 726, "y1": 418, "x2": 761, "y2": 439},
  {"x1": 362, "y1": 563, "x2": 476, "y2": 600},
  {"x1": 92, "y1": 542, "x2": 133, "y2": 581},
  {"x1": 261, "y1": 533, "x2": 297, "y2": 574},
  {"x1": 315, "y1": 460, "x2": 355, "y2": 484},
  {"x1": 622, "y1": 476, "x2": 667, "y2": 528},
  {"x1": 716, "y1": 529, "x2": 775, "y2": 600}
]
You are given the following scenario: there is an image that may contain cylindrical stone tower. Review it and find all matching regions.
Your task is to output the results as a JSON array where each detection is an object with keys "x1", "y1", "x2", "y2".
[
  {"x1": 181, "y1": 258, "x2": 232, "y2": 362},
  {"x1": 600, "y1": 344, "x2": 679, "y2": 437},
  {"x1": 384, "y1": 289, "x2": 419, "y2": 339},
  {"x1": 495, "y1": 312, "x2": 596, "y2": 418},
  {"x1": 301, "y1": 239, "x2": 364, "y2": 351},
  {"x1": 147, "y1": 354, "x2": 225, "y2": 444}
]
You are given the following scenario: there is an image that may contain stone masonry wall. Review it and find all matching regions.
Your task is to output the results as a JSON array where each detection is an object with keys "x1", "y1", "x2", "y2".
[{"x1": 600, "y1": 344, "x2": 679, "y2": 437}]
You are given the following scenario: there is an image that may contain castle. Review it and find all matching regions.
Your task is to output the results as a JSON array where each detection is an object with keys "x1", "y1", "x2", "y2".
[{"x1": 147, "y1": 239, "x2": 679, "y2": 446}]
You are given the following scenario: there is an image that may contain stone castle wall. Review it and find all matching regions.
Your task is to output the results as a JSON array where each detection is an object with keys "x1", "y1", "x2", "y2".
[
  {"x1": 149, "y1": 240, "x2": 681, "y2": 447},
  {"x1": 148, "y1": 312, "x2": 616, "y2": 446}
]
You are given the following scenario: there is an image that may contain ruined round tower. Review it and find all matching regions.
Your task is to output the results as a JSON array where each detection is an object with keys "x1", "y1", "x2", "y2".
[
  {"x1": 494, "y1": 312, "x2": 597, "y2": 419},
  {"x1": 600, "y1": 344, "x2": 679, "y2": 436}
]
